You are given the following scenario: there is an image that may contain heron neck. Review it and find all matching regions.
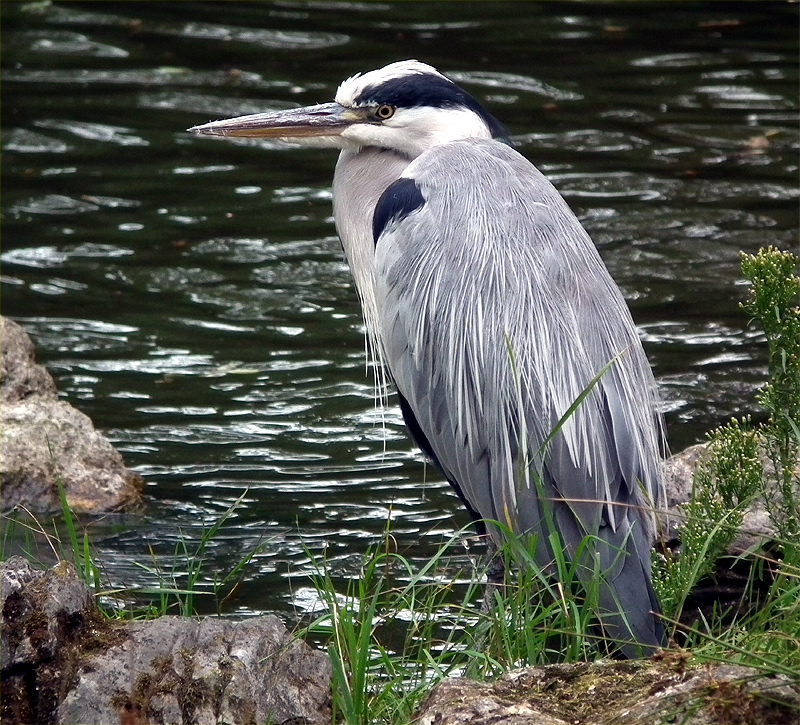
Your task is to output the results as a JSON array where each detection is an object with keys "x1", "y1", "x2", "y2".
[{"x1": 332, "y1": 147, "x2": 411, "y2": 339}]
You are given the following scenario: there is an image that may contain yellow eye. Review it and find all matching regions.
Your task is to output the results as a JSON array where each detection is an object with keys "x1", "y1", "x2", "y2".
[{"x1": 375, "y1": 104, "x2": 395, "y2": 120}]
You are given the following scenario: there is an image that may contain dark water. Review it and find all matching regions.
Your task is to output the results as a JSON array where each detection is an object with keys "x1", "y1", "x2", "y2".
[{"x1": 2, "y1": 1, "x2": 798, "y2": 620}]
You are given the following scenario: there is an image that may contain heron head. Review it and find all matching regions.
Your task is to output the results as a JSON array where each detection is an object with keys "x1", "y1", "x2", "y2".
[{"x1": 188, "y1": 60, "x2": 506, "y2": 159}]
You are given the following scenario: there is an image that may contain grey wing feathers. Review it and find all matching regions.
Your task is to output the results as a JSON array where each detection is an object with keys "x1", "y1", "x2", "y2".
[{"x1": 373, "y1": 139, "x2": 664, "y2": 651}]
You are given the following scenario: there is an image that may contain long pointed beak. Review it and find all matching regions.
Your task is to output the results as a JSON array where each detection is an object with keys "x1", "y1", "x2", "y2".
[{"x1": 187, "y1": 102, "x2": 365, "y2": 139}]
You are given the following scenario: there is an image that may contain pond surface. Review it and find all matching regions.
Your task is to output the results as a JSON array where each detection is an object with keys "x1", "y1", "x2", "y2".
[{"x1": 2, "y1": 1, "x2": 798, "y2": 620}]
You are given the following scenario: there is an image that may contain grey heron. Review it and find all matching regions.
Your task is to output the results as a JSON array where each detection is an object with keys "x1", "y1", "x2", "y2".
[{"x1": 189, "y1": 60, "x2": 666, "y2": 657}]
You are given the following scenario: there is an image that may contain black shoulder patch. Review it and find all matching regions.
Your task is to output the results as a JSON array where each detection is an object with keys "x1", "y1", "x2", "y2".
[{"x1": 372, "y1": 177, "x2": 425, "y2": 245}]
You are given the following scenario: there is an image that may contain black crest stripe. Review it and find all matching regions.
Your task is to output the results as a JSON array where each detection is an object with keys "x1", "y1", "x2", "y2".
[{"x1": 355, "y1": 73, "x2": 510, "y2": 143}]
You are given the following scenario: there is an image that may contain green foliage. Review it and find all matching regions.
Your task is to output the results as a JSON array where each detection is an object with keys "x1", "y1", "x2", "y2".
[
  {"x1": 57, "y1": 477, "x2": 103, "y2": 592},
  {"x1": 130, "y1": 490, "x2": 264, "y2": 618},
  {"x1": 653, "y1": 246, "x2": 800, "y2": 674},
  {"x1": 2, "y1": 489, "x2": 264, "y2": 620},
  {"x1": 653, "y1": 417, "x2": 762, "y2": 620},
  {"x1": 302, "y1": 526, "x2": 483, "y2": 725},
  {"x1": 465, "y1": 526, "x2": 599, "y2": 675},
  {"x1": 741, "y1": 247, "x2": 800, "y2": 541},
  {"x1": 304, "y1": 521, "x2": 630, "y2": 724}
]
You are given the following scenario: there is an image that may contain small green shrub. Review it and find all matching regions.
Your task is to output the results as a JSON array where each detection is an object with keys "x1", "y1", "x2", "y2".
[{"x1": 653, "y1": 246, "x2": 800, "y2": 674}]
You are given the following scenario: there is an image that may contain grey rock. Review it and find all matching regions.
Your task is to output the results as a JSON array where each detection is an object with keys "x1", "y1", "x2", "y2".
[
  {"x1": 414, "y1": 675, "x2": 566, "y2": 725},
  {"x1": 1, "y1": 397, "x2": 143, "y2": 513},
  {"x1": 414, "y1": 660, "x2": 799, "y2": 725},
  {"x1": 661, "y1": 442, "x2": 707, "y2": 541},
  {"x1": 0, "y1": 316, "x2": 142, "y2": 514},
  {"x1": 613, "y1": 662, "x2": 799, "y2": 725},
  {"x1": 58, "y1": 615, "x2": 332, "y2": 725},
  {"x1": 0, "y1": 556, "x2": 95, "y2": 671},
  {"x1": 0, "y1": 317, "x2": 58, "y2": 404},
  {"x1": 0, "y1": 558, "x2": 332, "y2": 725},
  {"x1": 1, "y1": 557, "x2": 98, "y2": 724}
]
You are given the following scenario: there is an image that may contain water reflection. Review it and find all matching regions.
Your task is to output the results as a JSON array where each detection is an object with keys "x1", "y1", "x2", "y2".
[{"x1": 1, "y1": 1, "x2": 797, "y2": 622}]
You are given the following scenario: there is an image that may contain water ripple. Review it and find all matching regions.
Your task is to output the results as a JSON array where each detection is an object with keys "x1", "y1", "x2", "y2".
[
  {"x1": 24, "y1": 30, "x2": 128, "y2": 57},
  {"x1": 7, "y1": 195, "x2": 99, "y2": 217},
  {"x1": 449, "y1": 70, "x2": 582, "y2": 101},
  {"x1": 175, "y1": 21, "x2": 350, "y2": 50},
  {"x1": 35, "y1": 119, "x2": 148, "y2": 146},
  {"x1": 3, "y1": 129, "x2": 71, "y2": 154}
]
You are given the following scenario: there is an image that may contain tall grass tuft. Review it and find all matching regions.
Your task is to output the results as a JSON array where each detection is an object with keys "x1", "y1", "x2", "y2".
[
  {"x1": 304, "y1": 521, "x2": 642, "y2": 723},
  {"x1": 126, "y1": 490, "x2": 265, "y2": 617},
  {"x1": 2, "y1": 487, "x2": 265, "y2": 620},
  {"x1": 301, "y1": 525, "x2": 487, "y2": 725}
]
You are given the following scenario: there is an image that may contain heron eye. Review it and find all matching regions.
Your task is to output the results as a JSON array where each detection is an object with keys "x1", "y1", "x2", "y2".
[{"x1": 375, "y1": 104, "x2": 395, "y2": 120}]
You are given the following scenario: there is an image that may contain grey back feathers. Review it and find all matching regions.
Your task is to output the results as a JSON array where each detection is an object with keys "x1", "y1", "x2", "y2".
[
  {"x1": 376, "y1": 139, "x2": 662, "y2": 527},
  {"x1": 368, "y1": 141, "x2": 664, "y2": 655}
]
